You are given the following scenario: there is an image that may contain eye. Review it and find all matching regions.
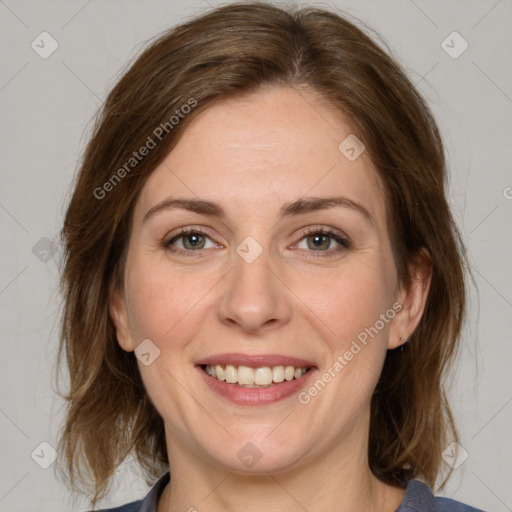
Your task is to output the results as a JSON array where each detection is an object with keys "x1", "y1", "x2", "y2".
[
  {"x1": 294, "y1": 227, "x2": 350, "y2": 258},
  {"x1": 163, "y1": 226, "x2": 350, "y2": 258},
  {"x1": 164, "y1": 228, "x2": 220, "y2": 255}
]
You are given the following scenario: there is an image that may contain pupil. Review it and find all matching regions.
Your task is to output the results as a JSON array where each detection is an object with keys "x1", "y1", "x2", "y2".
[
  {"x1": 186, "y1": 234, "x2": 203, "y2": 248},
  {"x1": 310, "y1": 234, "x2": 328, "y2": 250}
]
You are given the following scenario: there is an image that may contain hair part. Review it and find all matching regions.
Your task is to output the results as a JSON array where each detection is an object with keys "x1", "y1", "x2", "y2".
[{"x1": 55, "y1": 1, "x2": 468, "y2": 506}]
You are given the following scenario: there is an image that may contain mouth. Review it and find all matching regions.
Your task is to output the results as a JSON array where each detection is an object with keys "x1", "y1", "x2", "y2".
[
  {"x1": 200, "y1": 364, "x2": 312, "y2": 387},
  {"x1": 195, "y1": 354, "x2": 317, "y2": 405}
]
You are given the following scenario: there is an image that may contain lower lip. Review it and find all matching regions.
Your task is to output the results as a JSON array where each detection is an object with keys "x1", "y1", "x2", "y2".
[{"x1": 196, "y1": 366, "x2": 317, "y2": 405}]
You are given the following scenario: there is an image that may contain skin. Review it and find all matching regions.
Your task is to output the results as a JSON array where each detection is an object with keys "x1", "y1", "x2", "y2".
[{"x1": 110, "y1": 85, "x2": 432, "y2": 512}]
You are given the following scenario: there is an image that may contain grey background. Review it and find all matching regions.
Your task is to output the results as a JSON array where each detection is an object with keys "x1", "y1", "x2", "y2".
[{"x1": 0, "y1": 0, "x2": 511, "y2": 510}]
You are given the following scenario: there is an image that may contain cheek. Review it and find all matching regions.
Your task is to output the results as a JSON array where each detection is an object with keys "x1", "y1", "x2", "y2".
[
  {"x1": 298, "y1": 258, "x2": 395, "y2": 347},
  {"x1": 307, "y1": 269, "x2": 393, "y2": 391},
  {"x1": 124, "y1": 255, "x2": 218, "y2": 344}
]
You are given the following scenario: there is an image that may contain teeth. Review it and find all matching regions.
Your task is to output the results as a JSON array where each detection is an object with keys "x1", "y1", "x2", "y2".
[
  {"x1": 205, "y1": 365, "x2": 217, "y2": 378},
  {"x1": 215, "y1": 365, "x2": 224, "y2": 381},
  {"x1": 225, "y1": 364, "x2": 237, "y2": 383},
  {"x1": 204, "y1": 364, "x2": 309, "y2": 386},
  {"x1": 272, "y1": 365, "x2": 285, "y2": 383},
  {"x1": 238, "y1": 365, "x2": 254, "y2": 385},
  {"x1": 254, "y1": 367, "x2": 272, "y2": 386}
]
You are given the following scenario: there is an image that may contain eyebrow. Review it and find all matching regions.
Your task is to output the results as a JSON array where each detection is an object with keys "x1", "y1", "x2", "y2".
[{"x1": 143, "y1": 196, "x2": 374, "y2": 225}]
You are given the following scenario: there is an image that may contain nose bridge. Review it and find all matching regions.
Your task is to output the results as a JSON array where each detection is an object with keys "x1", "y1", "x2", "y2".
[{"x1": 216, "y1": 237, "x2": 291, "y2": 333}]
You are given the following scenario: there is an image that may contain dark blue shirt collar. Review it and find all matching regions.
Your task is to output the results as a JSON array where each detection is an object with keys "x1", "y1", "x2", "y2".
[{"x1": 100, "y1": 471, "x2": 484, "y2": 512}]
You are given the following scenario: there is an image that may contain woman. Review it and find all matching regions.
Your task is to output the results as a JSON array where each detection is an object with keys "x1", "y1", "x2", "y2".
[{"x1": 56, "y1": 2, "x2": 483, "y2": 511}]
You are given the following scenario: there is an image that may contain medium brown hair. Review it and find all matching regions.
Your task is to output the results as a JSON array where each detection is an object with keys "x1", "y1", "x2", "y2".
[{"x1": 55, "y1": 1, "x2": 468, "y2": 506}]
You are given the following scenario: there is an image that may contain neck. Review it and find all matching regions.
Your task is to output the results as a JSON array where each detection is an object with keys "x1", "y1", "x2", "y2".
[{"x1": 157, "y1": 422, "x2": 405, "y2": 512}]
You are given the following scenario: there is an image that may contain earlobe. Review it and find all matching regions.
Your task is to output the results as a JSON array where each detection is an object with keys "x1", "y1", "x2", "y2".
[
  {"x1": 109, "y1": 285, "x2": 135, "y2": 352},
  {"x1": 388, "y1": 250, "x2": 432, "y2": 350}
]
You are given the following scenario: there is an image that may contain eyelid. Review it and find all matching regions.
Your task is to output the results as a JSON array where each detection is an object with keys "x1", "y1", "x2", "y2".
[
  {"x1": 295, "y1": 225, "x2": 350, "y2": 244},
  {"x1": 164, "y1": 225, "x2": 221, "y2": 243},
  {"x1": 290, "y1": 226, "x2": 351, "y2": 255}
]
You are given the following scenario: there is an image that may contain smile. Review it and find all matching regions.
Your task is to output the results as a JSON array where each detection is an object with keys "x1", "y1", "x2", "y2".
[
  {"x1": 202, "y1": 364, "x2": 310, "y2": 387},
  {"x1": 195, "y1": 354, "x2": 317, "y2": 405}
]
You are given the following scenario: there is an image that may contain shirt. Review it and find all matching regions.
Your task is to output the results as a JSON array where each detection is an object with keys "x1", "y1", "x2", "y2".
[{"x1": 93, "y1": 470, "x2": 485, "y2": 512}]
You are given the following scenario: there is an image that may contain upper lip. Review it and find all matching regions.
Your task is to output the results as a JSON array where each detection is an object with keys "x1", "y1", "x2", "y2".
[{"x1": 195, "y1": 353, "x2": 317, "y2": 368}]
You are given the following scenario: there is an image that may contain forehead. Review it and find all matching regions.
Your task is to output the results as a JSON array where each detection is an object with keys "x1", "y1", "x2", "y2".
[{"x1": 134, "y1": 86, "x2": 387, "y2": 226}]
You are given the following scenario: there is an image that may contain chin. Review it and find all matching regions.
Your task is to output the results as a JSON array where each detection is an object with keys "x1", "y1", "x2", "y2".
[{"x1": 197, "y1": 430, "x2": 310, "y2": 475}]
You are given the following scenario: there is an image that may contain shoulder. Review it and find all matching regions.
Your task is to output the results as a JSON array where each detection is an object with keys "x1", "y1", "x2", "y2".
[
  {"x1": 397, "y1": 479, "x2": 486, "y2": 512},
  {"x1": 435, "y1": 496, "x2": 485, "y2": 511},
  {"x1": 91, "y1": 502, "x2": 142, "y2": 512},
  {"x1": 86, "y1": 470, "x2": 170, "y2": 512}
]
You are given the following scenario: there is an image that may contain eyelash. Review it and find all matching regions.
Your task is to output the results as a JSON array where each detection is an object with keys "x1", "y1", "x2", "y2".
[{"x1": 163, "y1": 226, "x2": 350, "y2": 259}]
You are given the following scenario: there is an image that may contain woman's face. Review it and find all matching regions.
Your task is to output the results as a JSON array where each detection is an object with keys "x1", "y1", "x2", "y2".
[{"x1": 111, "y1": 86, "x2": 427, "y2": 475}]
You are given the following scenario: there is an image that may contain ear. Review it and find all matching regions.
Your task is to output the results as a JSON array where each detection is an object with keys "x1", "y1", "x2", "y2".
[
  {"x1": 388, "y1": 249, "x2": 432, "y2": 350},
  {"x1": 109, "y1": 283, "x2": 136, "y2": 352}
]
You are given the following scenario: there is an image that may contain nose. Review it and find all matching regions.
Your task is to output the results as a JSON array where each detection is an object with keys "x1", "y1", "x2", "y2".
[{"x1": 216, "y1": 246, "x2": 292, "y2": 334}]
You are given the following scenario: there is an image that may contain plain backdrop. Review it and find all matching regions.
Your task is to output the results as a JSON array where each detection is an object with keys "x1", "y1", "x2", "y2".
[{"x1": 0, "y1": 0, "x2": 511, "y2": 511}]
